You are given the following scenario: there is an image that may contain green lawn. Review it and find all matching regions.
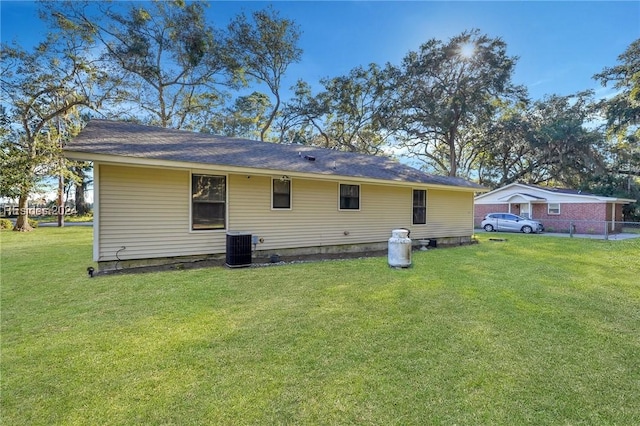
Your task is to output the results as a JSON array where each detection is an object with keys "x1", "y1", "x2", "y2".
[{"x1": 2, "y1": 228, "x2": 639, "y2": 425}]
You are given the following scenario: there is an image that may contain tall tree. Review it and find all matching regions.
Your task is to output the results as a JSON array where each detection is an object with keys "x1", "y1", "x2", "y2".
[
  {"x1": 0, "y1": 38, "x2": 96, "y2": 231},
  {"x1": 280, "y1": 64, "x2": 396, "y2": 154},
  {"x1": 70, "y1": 161, "x2": 93, "y2": 215},
  {"x1": 594, "y1": 38, "x2": 640, "y2": 176},
  {"x1": 384, "y1": 29, "x2": 525, "y2": 177},
  {"x1": 226, "y1": 6, "x2": 302, "y2": 141},
  {"x1": 277, "y1": 80, "x2": 327, "y2": 145},
  {"x1": 528, "y1": 91, "x2": 606, "y2": 187},
  {"x1": 475, "y1": 100, "x2": 537, "y2": 186},
  {"x1": 47, "y1": 0, "x2": 233, "y2": 129},
  {"x1": 207, "y1": 92, "x2": 273, "y2": 139},
  {"x1": 477, "y1": 91, "x2": 605, "y2": 188}
]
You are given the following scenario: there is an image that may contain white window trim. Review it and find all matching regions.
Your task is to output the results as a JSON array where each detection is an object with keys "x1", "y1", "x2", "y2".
[
  {"x1": 189, "y1": 172, "x2": 228, "y2": 233},
  {"x1": 548, "y1": 203, "x2": 561, "y2": 215},
  {"x1": 412, "y1": 188, "x2": 427, "y2": 225},
  {"x1": 338, "y1": 183, "x2": 361, "y2": 211},
  {"x1": 271, "y1": 177, "x2": 292, "y2": 211}
]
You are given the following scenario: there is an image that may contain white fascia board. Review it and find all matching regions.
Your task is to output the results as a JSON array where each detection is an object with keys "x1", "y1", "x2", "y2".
[
  {"x1": 512, "y1": 184, "x2": 634, "y2": 203},
  {"x1": 474, "y1": 182, "x2": 524, "y2": 200},
  {"x1": 609, "y1": 197, "x2": 637, "y2": 204},
  {"x1": 496, "y1": 193, "x2": 546, "y2": 202}
]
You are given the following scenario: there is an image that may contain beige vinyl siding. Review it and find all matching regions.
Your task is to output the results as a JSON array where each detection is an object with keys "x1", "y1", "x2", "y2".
[
  {"x1": 97, "y1": 165, "x2": 476, "y2": 261},
  {"x1": 98, "y1": 164, "x2": 225, "y2": 261},
  {"x1": 229, "y1": 175, "x2": 412, "y2": 250},
  {"x1": 422, "y1": 189, "x2": 475, "y2": 238},
  {"x1": 229, "y1": 176, "x2": 475, "y2": 249}
]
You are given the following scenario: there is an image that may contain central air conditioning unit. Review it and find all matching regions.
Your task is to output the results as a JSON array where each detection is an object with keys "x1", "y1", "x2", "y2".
[{"x1": 225, "y1": 231, "x2": 252, "y2": 268}]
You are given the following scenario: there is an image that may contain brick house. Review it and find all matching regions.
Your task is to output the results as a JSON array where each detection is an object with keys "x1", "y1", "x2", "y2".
[{"x1": 474, "y1": 183, "x2": 636, "y2": 234}]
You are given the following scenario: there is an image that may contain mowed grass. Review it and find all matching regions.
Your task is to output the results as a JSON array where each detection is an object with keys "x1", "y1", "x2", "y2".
[{"x1": 1, "y1": 228, "x2": 639, "y2": 425}]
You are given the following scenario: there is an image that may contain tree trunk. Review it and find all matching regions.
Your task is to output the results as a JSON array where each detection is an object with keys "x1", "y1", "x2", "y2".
[
  {"x1": 261, "y1": 94, "x2": 280, "y2": 142},
  {"x1": 448, "y1": 132, "x2": 458, "y2": 177},
  {"x1": 75, "y1": 177, "x2": 89, "y2": 215},
  {"x1": 13, "y1": 194, "x2": 33, "y2": 232},
  {"x1": 57, "y1": 171, "x2": 65, "y2": 227}
]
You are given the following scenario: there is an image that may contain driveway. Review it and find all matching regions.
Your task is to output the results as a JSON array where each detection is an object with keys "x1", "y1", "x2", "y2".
[
  {"x1": 539, "y1": 232, "x2": 640, "y2": 240},
  {"x1": 476, "y1": 229, "x2": 640, "y2": 240},
  {"x1": 4, "y1": 218, "x2": 93, "y2": 227},
  {"x1": 38, "y1": 221, "x2": 93, "y2": 227}
]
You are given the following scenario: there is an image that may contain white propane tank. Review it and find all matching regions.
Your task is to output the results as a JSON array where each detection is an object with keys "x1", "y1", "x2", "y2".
[{"x1": 388, "y1": 229, "x2": 412, "y2": 268}]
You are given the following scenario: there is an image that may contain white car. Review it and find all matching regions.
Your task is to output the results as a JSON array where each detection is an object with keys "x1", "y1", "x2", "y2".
[{"x1": 481, "y1": 213, "x2": 544, "y2": 234}]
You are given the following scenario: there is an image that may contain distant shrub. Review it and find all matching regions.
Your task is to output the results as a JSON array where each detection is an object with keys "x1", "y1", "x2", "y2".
[
  {"x1": 0, "y1": 219, "x2": 38, "y2": 229},
  {"x1": 2, "y1": 218, "x2": 40, "y2": 230}
]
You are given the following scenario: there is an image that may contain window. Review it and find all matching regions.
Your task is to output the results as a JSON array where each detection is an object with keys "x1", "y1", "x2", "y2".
[
  {"x1": 273, "y1": 178, "x2": 291, "y2": 209},
  {"x1": 413, "y1": 189, "x2": 426, "y2": 224},
  {"x1": 548, "y1": 203, "x2": 560, "y2": 215},
  {"x1": 339, "y1": 184, "x2": 360, "y2": 210},
  {"x1": 192, "y1": 174, "x2": 226, "y2": 230}
]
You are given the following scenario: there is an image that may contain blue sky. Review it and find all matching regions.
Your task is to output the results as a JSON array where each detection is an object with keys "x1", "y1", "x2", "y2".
[{"x1": 2, "y1": 1, "x2": 638, "y2": 102}]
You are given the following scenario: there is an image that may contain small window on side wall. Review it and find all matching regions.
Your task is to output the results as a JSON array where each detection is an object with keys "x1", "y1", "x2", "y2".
[
  {"x1": 548, "y1": 203, "x2": 560, "y2": 215},
  {"x1": 273, "y1": 178, "x2": 291, "y2": 209},
  {"x1": 413, "y1": 189, "x2": 426, "y2": 224},
  {"x1": 339, "y1": 184, "x2": 360, "y2": 210}
]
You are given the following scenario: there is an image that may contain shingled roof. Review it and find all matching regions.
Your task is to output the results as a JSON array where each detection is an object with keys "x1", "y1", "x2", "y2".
[
  {"x1": 475, "y1": 182, "x2": 636, "y2": 203},
  {"x1": 66, "y1": 119, "x2": 483, "y2": 190}
]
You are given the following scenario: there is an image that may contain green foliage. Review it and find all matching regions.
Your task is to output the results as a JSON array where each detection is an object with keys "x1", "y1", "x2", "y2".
[
  {"x1": 67, "y1": 160, "x2": 93, "y2": 215},
  {"x1": 384, "y1": 29, "x2": 525, "y2": 177},
  {"x1": 475, "y1": 90, "x2": 622, "y2": 191},
  {"x1": 5, "y1": 3, "x2": 638, "y2": 210},
  {"x1": 531, "y1": 91, "x2": 605, "y2": 185},
  {"x1": 594, "y1": 38, "x2": 640, "y2": 180},
  {"x1": 0, "y1": 218, "x2": 38, "y2": 230},
  {"x1": 226, "y1": 6, "x2": 303, "y2": 141},
  {"x1": 37, "y1": 212, "x2": 93, "y2": 223},
  {"x1": 2, "y1": 228, "x2": 640, "y2": 424},
  {"x1": 474, "y1": 99, "x2": 535, "y2": 185},
  {"x1": 207, "y1": 92, "x2": 273, "y2": 139},
  {"x1": 47, "y1": 0, "x2": 232, "y2": 129},
  {"x1": 594, "y1": 38, "x2": 640, "y2": 139},
  {"x1": 580, "y1": 174, "x2": 640, "y2": 221},
  {"x1": 0, "y1": 38, "x2": 94, "y2": 230},
  {"x1": 280, "y1": 64, "x2": 395, "y2": 154}
]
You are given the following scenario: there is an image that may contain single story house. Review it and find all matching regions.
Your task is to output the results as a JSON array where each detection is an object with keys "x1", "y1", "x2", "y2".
[
  {"x1": 65, "y1": 120, "x2": 486, "y2": 271},
  {"x1": 474, "y1": 182, "x2": 636, "y2": 234}
]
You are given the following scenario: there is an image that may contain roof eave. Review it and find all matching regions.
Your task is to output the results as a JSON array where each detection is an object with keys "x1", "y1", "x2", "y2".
[{"x1": 610, "y1": 198, "x2": 637, "y2": 204}]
